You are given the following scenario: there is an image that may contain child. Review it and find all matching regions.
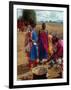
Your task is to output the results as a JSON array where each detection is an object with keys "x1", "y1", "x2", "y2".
[{"x1": 38, "y1": 23, "x2": 48, "y2": 64}]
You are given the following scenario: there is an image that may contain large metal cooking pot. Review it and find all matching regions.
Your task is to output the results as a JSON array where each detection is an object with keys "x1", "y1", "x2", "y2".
[{"x1": 32, "y1": 65, "x2": 48, "y2": 79}]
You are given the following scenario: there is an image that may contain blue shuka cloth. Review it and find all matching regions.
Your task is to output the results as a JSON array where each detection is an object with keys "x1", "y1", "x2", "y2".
[
  {"x1": 29, "y1": 30, "x2": 38, "y2": 61},
  {"x1": 32, "y1": 30, "x2": 38, "y2": 42},
  {"x1": 30, "y1": 45, "x2": 38, "y2": 61}
]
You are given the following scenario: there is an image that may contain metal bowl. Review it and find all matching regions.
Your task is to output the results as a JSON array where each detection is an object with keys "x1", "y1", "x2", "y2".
[{"x1": 32, "y1": 65, "x2": 47, "y2": 79}]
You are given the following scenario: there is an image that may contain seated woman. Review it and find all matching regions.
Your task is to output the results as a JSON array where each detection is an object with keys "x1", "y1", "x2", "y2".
[
  {"x1": 48, "y1": 35, "x2": 63, "y2": 68},
  {"x1": 48, "y1": 35, "x2": 63, "y2": 69},
  {"x1": 52, "y1": 36, "x2": 63, "y2": 62},
  {"x1": 38, "y1": 23, "x2": 48, "y2": 64}
]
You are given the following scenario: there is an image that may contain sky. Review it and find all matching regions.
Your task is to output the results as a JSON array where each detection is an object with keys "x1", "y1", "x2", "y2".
[{"x1": 17, "y1": 9, "x2": 63, "y2": 22}]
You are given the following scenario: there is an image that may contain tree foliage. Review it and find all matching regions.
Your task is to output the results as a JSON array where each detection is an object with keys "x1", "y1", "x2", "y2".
[{"x1": 22, "y1": 10, "x2": 36, "y2": 24}]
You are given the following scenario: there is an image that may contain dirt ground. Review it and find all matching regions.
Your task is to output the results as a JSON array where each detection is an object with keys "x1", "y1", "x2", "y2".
[{"x1": 17, "y1": 23, "x2": 63, "y2": 80}]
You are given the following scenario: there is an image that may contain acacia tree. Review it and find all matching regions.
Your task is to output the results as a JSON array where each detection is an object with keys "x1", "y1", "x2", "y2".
[{"x1": 22, "y1": 9, "x2": 36, "y2": 24}]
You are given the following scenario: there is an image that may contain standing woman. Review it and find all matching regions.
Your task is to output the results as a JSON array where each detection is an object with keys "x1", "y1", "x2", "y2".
[
  {"x1": 29, "y1": 21, "x2": 38, "y2": 68},
  {"x1": 38, "y1": 23, "x2": 48, "y2": 64}
]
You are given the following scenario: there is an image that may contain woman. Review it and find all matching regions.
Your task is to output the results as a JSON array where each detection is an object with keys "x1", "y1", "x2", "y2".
[
  {"x1": 38, "y1": 23, "x2": 48, "y2": 64},
  {"x1": 52, "y1": 36, "x2": 63, "y2": 63},
  {"x1": 29, "y1": 21, "x2": 38, "y2": 68}
]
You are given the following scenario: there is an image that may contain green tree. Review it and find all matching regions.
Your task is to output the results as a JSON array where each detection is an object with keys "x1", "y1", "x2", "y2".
[{"x1": 22, "y1": 9, "x2": 36, "y2": 24}]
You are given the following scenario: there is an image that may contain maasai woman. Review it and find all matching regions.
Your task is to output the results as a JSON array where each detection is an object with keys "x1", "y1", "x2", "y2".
[
  {"x1": 51, "y1": 37, "x2": 63, "y2": 70},
  {"x1": 38, "y1": 23, "x2": 48, "y2": 64},
  {"x1": 29, "y1": 21, "x2": 38, "y2": 68},
  {"x1": 52, "y1": 36, "x2": 63, "y2": 63},
  {"x1": 49, "y1": 35, "x2": 63, "y2": 66}
]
